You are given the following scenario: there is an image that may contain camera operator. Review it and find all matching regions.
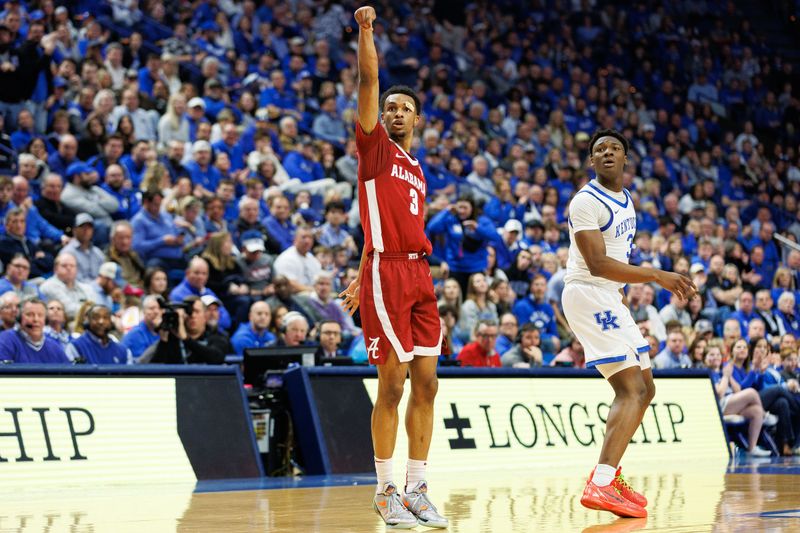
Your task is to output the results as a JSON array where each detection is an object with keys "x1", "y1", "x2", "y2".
[{"x1": 142, "y1": 295, "x2": 232, "y2": 364}]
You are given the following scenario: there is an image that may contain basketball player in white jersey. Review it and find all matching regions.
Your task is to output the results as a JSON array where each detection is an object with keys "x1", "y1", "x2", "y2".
[{"x1": 562, "y1": 129, "x2": 696, "y2": 518}]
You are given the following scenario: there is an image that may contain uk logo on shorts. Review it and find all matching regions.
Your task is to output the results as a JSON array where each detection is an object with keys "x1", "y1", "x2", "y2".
[
  {"x1": 367, "y1": 337, "x2": 381, "y2": 359},
  {"x1": 594, "y1": 310, "x2": 620, "y2": 331}
]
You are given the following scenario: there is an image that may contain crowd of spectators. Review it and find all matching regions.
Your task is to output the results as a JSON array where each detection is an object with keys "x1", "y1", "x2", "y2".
[{"x1": 0, "y1": 1, "x2": 799, "y2": 451}]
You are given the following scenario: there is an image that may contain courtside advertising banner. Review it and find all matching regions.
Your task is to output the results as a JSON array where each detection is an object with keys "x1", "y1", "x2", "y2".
[
  {"x1": 292, "y1": 369, "x2": 730, "y2": 474},
  {"x1": 0, "y1": 378, "x2": 195, "y2": 485},
  {"x1": 0, "y1": 369, "x2": 263, "y2": 485},
  {"x1": 362, "y1": 376, "x2": 728, "y2": 471}
]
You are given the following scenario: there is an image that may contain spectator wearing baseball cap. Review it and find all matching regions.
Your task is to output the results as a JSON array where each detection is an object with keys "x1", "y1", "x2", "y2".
[
  {"x1": 202, "y1": 78, "x2": 227, "y2": 121},
  {"x1": 184, "y1": 140, "x2": 222, "y2": 197},
  {"x1": 237, "y1": 230, "x2": 274, "y2": 297},
  {"x1": 89, "y1": 261, "x2": 127, "y2": 311},
  {"x1": 60, "y1": 161, "x2": 120, "y2": 231},
  {"x1": 59, "y1": 213, "x2": 105, "y2": 282},
  {"x1": 186, "y1": 97, "x2": 209, "y2": 142},
  {"x1": 496, "y1": 219, "x2": 527, "y2": 270}
]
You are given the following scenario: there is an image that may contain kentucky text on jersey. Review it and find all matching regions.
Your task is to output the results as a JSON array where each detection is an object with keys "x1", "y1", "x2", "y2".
[
  {"x1": 391, "y1": 163, "x2": 426, "y2": 196},
  {"x1": 614, "y1": 216, "x2": 636, "y2": 238}
]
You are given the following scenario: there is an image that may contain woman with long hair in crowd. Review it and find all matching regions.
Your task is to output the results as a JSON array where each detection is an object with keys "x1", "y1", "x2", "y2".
[
  {"x1": 687, "y1": 335, "x2": 708, "y2": 368},
  {"x1": 484, "y1": 245, "x2": 509, "y2": 286},
  {"x1": 748, "y1": 337, "x2": 800, "y2": 456},
  {"x1": 202, "y1": 232, "x2": 251, "y2": 326},
  {"x1": 140, "y1": 161, "x2": 173, "y2": 194},
  {"x1": 26, "y1": 137, "x2": 51, "y2": 173},
  {"x1": 157, "y1": 92, "x2": 190, "y2": 150},
  {"x1": 116, "y1": 115, "x2": 136, "y2": 151},
  {"x1": 489, "y1": 279, "x2": 516, "y2": 317},
  {"x1": 437, "y1": 278, "x2": 463, "y2": 310},
  {"x1": 458, "y1": 272, "x2": 498, "y2": 343},
  {"x1": 438, "y1": 304, "x2": 464, "y2": 360},
  {"x1": 143, "y1": 267, "x2": 169, "y2": 300},
  {"x1": 78, "y1": 113, "x2": 107, "y2": 160},
  {"x1": 771, "y1": 266, "x2": 797, "y2": 305},
  {"x1": 705, "y1": 342, "x2": 772, "y2": 456}
]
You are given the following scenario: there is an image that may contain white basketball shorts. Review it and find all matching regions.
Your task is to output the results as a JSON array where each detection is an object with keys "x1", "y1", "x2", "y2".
[{"x1": 562, "y1": 281, "x2": 651, "y2": 379}]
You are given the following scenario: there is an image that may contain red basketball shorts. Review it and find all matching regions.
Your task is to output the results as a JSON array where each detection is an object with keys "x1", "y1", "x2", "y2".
[{"x1": 360, "y1": 252, "x2": 443, "y2": 364}]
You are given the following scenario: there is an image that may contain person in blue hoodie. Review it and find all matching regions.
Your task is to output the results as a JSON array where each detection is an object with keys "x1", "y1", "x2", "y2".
[
  {"x1": 426, "y1": 194, "x2": 498, "y2": 294},
  {"x1": 66, "y1": 305, "x2": 131, "y2": 364},
  {"x1": 512, "y1": 273, "x2": 560, "y2": 357},
  {"x1": 231, "y1": 301, "x2": 276, "y2": 355}
]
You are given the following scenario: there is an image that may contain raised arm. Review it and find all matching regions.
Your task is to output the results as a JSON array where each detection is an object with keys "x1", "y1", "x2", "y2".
[
  {"x1": 355, "y1": 6, "x2": 379, "y2": 134},
  {"x1": 574, "y1": 229, "x2": 696, "y2": 300}
]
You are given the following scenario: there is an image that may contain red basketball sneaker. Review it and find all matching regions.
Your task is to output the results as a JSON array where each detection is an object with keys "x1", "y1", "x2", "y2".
[
  {"x1": 612, "y1": 467, "x2": 648, "y2": 508},
  {"x1": 580, "y1": 479, "x2": 647, "y2": 518}
]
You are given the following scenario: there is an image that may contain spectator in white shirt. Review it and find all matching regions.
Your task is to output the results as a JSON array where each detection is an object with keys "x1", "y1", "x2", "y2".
[{"x1": 273, "y1": 227, "x2": 321, "y2": 294}]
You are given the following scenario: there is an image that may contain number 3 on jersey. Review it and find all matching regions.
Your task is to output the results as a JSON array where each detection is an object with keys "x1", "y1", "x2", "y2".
[{"x1": 409, "y1": 188, "x2": 419, "y2": 215}]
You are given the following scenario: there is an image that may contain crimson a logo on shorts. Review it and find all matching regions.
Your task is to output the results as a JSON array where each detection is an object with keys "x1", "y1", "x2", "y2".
[{"x1": 368, "y1": 337, "x2": 380, "y2": 359}]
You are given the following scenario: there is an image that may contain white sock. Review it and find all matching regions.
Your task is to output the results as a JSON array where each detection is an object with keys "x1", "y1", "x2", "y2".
[
  {"x1": 405, "y1": 458, "x2": 427, "y2": 491},
  {"x1": 375, "y1": 456, "x2": 393, "y2": 493},
  {"x1": 591, "y1": 463, "x2": 617, "y2": 487}
]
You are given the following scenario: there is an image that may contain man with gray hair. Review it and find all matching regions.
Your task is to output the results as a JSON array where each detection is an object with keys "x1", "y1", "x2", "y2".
[
  {"x1": 17, "y1": 153, "x2": 40, "y2": 189},
  {"x1": 34, "y1": 173, "x2": 79, "y2": 233},
  {"x1": 776, "y1": 292, "x2": 799, "y2": 337},
  {"x1": 121, "y1": 295, "x2": 164, "y2": 360},
  {"x1": 279, "y1": 311, "x2": 310, "y2": 347},
  {"x1": 301, "y1": 271, "x2": 360, "y2": 337}
]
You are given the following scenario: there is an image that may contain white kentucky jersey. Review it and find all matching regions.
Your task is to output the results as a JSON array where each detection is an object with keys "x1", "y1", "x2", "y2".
[{"x1": 565, "y1": 180, "x2": 637, "y2": 291}]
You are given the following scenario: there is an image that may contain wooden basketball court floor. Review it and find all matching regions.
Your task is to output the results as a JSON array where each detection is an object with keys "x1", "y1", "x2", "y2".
[{"x1": 2, "y1": 456, "x2": 798, "y2": 532}]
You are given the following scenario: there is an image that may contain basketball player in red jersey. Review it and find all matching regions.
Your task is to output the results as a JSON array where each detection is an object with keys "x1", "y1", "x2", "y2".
[{"x1": 339, "y1": 5, "x2": 448, "y2": 530}]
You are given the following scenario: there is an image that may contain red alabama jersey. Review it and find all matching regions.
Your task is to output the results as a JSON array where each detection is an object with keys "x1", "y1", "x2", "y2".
[{"x1": 356, "y1": 121, "x2": 432, "y2": 256}]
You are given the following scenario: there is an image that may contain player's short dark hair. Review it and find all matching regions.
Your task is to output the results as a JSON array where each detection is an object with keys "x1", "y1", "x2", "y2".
[
  {"x1": 380, "y1": 85, "x2": 421, "y2": 116},
  {"x1": 588, "y1": 128, "x2": 629, "y2": 155}
]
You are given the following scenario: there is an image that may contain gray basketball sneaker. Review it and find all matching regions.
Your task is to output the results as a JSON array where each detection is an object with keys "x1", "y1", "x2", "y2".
[
  {"x1": 374, "y1": 482, "x2": 418, "y2": 529},
  {"x1": 403, "y1": 481, "x2": 448, "y2": 529}
]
